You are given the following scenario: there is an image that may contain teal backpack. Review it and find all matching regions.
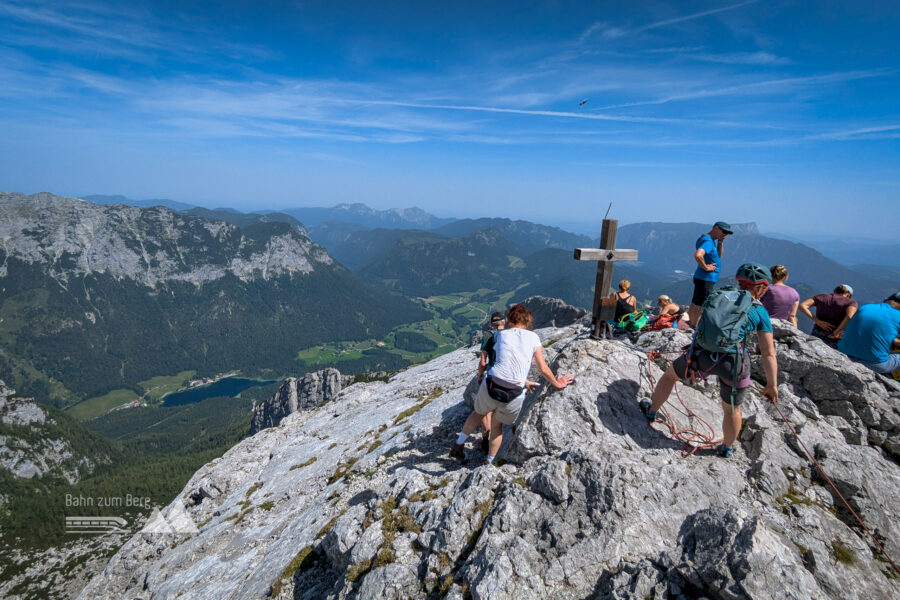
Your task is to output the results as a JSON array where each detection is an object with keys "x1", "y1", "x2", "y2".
[
  {"x1": 695, "y1": 287, "x2": 755, "y2": 354},
  {"x1": 691, "y1": 287, "x2": 757, "y2": 406}
]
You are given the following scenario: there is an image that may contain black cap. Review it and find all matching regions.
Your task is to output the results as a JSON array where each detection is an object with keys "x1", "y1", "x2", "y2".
[
  {"x1": 490, "y1": 312, "x2": 505, "y2": 324},
  {"x1": 714, "y1": 221, "x2": 733, "y2": 234},
  {"x1": 886, "y1": 292, "x2": 900, "y2": 303}
]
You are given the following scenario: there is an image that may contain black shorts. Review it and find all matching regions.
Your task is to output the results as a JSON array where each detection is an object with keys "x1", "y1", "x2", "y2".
[
  {"x1": 691, "y1": 278, "x2": 716, "y2": 307},
  {"x1": 672, "y1": 349, "x2": 751, "y2": 406}
]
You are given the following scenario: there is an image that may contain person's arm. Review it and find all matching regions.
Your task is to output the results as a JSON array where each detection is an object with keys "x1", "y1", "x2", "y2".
[
  {"x1": 717, "y1": 238, "x2": 724, "y2": 258},
  {"x1": 477, "y1": 351, "x2": 488, "y2": 383},
  {"x1": 758, "y1": 331, "x2": 778, "y2": 403},
  {"x1": 799, "y1": 297, "x2": 832, "y2": 331},
  {"x1": 788, "y1": 301, "x2": 799, "y2": 327},
  {"x1": 532, "y1": 346, "x2": 573, "y2": 389},
  {"x1": 694, "y1": 248, "x2": 716, "y2": 272},
  {"x1": 628, "y1": 295, "x2": 637, "y2": 309},
  {"x1": 829, "y1": 304, "x2": 858, "y2": 339}
]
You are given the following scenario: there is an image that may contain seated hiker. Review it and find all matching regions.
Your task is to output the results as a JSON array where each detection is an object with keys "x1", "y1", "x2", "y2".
[
  {"x1": 451, "y1": 304, "x2": 573, "y2": 464},
  {"x1": 838, "y1": 292, "x2": 900, "y2": 375},
  {"x1": 640, "y1": 263, "x2": 779, "y2": 459},
  {"x1": 610, "y1": 279, "x2": 637, "y2": 321},
  {"x1": 473, "y1": 312, "x2": 506, "y2": 452},
  {"x1": 761, "y1": 264, "x2": 799, "y2": 326},
  {"x1": 649, "y1": 294, "x2": 681, "y2": 330},
  {"x1": 799, "y1": 284, "x2": 858, "y2": 347}
]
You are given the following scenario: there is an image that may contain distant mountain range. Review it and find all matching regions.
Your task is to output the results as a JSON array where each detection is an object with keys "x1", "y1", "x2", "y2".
[
  {"x1": 81, "y1": 194, "x2": 196, "y2": 211},
  {"x1": 616, "y1": 222, "x2": 893, "y2": 304},
  {"x1": 272, "y1": 203, "x2": 457, "y2": 230},
  {"x1": 764, "y1": 231, "x2": 899, "y2": 269},
  {"x1": 73, "y1": 193, "x2": 895, "y2": 306},
  {"x1": 0, "y1": 193, "x2": 425, "y2": 406}
]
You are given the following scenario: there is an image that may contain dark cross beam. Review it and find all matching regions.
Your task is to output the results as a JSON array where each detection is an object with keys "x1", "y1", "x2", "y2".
[{"x1": 573, "y1": 219, "x2": 639, "y2": 338}]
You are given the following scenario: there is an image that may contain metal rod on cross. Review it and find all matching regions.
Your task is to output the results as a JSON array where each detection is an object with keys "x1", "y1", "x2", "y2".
[{"x1": 573, "y1": 219, "x2": 639, "y2": 338}]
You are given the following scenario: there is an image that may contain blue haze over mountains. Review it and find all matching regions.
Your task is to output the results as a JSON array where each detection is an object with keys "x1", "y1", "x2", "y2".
[{"x1": 80, "y1": 193, "x2": 897, "y2": 306}]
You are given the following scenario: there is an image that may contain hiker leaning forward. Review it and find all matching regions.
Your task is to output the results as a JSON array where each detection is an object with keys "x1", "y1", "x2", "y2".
[
  {"x1": 451, "y1": 304, "x2": 573, "y2": 464},
  {"x1": 641, "y1": 263, "x2": 779, "y2": 458}
]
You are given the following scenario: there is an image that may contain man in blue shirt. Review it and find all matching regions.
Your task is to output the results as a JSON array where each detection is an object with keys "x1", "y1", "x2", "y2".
[
  {"x1": 838, "y1": 292, "x2": 900, "y2": 374},
  {"x1": 688, "y1": 221, "x2": 733, "y2": 327}
]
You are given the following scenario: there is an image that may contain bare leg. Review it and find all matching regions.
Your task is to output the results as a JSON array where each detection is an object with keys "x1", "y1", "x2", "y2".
[
  {"x1": 480, "y1": 412, "x2": 491, "y2": 435},
  {"x1": 720, "y1": 401, "x2": 742, "y2": 448},
  {"x1": 488, "y1": 418, "x2": 504, "y2": 459},
  {"x1": 461, "y1": 411, "x2": 485, "y2": 436},
  {"x1": 649, "y1": 366, "x2": 680, "y2": 413},
  {"x1": 688, "y1": 303, "x2": 701, "y2": 327}
]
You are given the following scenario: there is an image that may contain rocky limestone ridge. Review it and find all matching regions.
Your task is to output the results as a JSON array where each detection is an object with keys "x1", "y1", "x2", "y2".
[
  {"x1": 0, "y1": 533, "x2": 129, "y2": 600},
  {"x1": 0, "y1": 380, "x2": 103, "y2": 483},
  {"x1": 0, "y1": 192, "x2": 334, "y2": 287},
  {"x1": 470, "y1": 295, "x2": 589, "y2": 347},
  {"x1": 77, "y1": 316, "x2": 900, "y2": 599},
  {"x1": 520, "y1": 295, "x2": 590, "y2": 329},
  {"x1": 251, "y1": 369, "x2": 352, "y2": 435}
]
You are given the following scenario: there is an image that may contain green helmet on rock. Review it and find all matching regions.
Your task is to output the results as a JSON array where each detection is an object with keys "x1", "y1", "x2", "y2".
[{"x1": 736, "y1": 262, "x2": 772, "y2": 287}]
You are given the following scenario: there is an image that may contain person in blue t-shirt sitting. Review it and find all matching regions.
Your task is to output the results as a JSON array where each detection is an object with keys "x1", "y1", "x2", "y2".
[
  {"x1": 641, "y1": 263, "x2": 779, "y2": 459},
  {"x1": 688, "y1": 221, "x2": 733, "y2": 327},
  {"x1": 838, "y1": 292, "x2": 900, "y2": 374}
]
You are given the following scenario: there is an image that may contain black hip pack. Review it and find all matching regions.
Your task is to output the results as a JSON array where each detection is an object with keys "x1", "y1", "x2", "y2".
[{"x1": 486, "y1": 375, "x2": 524, "y2": 403}]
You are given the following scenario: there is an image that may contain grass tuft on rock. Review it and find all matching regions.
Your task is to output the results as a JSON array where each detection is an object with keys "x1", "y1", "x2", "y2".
[
  {"x1": 329, "y1": 457, "x2": 359, "y2": 484},
  {"x1": 289, "y1": 457, "x2": 317, "y2": 471},
  {"x1": 271, "y1": 546, "x2": 314, "y2": 597},
  {"x1": 831, "y1": 540, "x2": 855, "y2": 565}
]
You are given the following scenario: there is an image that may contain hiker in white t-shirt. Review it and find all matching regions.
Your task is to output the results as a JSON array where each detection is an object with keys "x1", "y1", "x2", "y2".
[{"x1": 450, "y1": 304, "x2": 574, "y2": 465}]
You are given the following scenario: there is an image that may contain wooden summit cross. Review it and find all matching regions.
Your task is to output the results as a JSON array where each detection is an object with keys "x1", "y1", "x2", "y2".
[{"x1": 573, "y1": 219, "x2": 639, "y2": 338}]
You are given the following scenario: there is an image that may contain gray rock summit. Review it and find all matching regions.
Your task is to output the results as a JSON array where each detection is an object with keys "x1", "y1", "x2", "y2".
[
  {"x1": 0, "y1": 380, "x2": 106, "y2": 483},
  {"x1": 0, "y1": 192, "x2": 333, "y2": 286},
  {"x1": 251, "y1": 369, "x2": 348, "y2": 434},
  {"x1": 78, "y1": 312, "x2": 900, "y2": 599}
]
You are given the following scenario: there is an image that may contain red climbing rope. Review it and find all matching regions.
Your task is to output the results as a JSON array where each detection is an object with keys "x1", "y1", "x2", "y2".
[
  {"x1": 767, "y1": 397, "x2": 900, "y2": 575},
  {"x1": 643, "y1": 348, "x2": 900, "y2": 572},
  {"x1": 634, "y1": 343, "x2": 899, "y2": 573},
  {"x1": 644, "y1": 350, "x2": 721, "y2": 457}
]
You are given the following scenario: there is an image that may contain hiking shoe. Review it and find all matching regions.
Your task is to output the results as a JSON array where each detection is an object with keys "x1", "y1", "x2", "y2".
[
  {"x1": 449, "y1": 443, "x2": 465, "y2": 461},
  {"x1": 480, "y1": 434, "x2": 490, "y2": 453},
  {"x1": 717, "y1": 444, "x2": 734, "y2": 459},
  {"x1": 639, "y1": 400, "x2": 666, "y2": 423}
]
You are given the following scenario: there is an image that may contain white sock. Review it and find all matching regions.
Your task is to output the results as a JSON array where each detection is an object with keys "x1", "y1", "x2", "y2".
[
  {"x1": 456, "y1": 433, "x2": 468, "y2": 445},
  {"x1": 486, "y1": 454, "x2": 496, "y2": 463}
]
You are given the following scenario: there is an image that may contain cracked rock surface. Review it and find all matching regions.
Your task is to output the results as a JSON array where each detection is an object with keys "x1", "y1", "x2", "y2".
[{"x1": 78, "y1": 319, "x2": 900, "y2": 599}]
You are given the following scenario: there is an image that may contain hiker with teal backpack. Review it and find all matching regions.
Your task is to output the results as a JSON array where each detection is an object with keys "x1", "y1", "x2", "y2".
[{"x1": 640, "y1": 263, "x2": 779, "y2": 458}]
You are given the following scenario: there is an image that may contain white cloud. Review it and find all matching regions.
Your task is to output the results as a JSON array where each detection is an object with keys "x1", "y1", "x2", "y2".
[{"x1": 580, "y1": 0, "x2": 760, "y2": 42}]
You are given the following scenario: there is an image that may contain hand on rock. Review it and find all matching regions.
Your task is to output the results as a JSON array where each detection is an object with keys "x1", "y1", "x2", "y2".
[{"x1": 555, "y1": 373, "x2": 574, "y2": 389}]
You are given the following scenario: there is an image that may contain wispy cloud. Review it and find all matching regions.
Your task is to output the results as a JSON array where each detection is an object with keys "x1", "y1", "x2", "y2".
[
  {"x1": 684, "y1": 51, "x2": 791, "y2": 65},
  {"x1": 581, "y1": 0, "x2": 759, "y2": 42},
  {"x1": 0, "y1": 0, "x2": 273, "y2": 64},
  {"x1": 595, "y1": 68, "x2": 896, "y2": 110}
]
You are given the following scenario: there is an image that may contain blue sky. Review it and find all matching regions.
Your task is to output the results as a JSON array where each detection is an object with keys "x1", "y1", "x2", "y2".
[{"x1": 1, "y1": 1, "x2": 898, "y2": 238}]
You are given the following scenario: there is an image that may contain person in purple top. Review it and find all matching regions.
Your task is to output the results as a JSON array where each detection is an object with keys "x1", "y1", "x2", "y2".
[
  {"x1": 761, "y1": 265, "x2": 800, "y2": 326},
  {"x1": 799, "y1": 284, "x2": 858, "y2": 348}
]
